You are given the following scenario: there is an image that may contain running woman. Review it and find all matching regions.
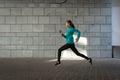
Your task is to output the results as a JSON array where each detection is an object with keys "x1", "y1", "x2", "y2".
[{"x1": 55, "y1": 20, "x2": 92, "y2": 66}]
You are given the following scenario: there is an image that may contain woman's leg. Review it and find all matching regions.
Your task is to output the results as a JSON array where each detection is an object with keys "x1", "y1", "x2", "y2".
[
  {"x1": 70, "y1": 44, "x2": 89, "y2": 60},
  {"x1": 57, "y1": 44, "x2": 70, "y2": 63}
]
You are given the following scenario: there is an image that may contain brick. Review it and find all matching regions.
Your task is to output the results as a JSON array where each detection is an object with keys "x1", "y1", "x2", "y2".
[
  {"x1": 100, "y1": 38, "x2": 111, "y2": 46},
  {"x1": 44, "y1": 37, "x2": 56, "y2": 45},
  {"x1": 28, "y1": 16, "x2": 39, "y2": 24},
  {"x1": 78, "y1": 8, "x2": 89, "y2": 16},
  {"x1": 106, "y1": 16, "x2": 111, "y2": 24},
  {"x1": 88, "y1": 50, "x2": 101, "y2": 58},
  {"x1": 101, "y1": 8, "x2": 111, "y2": 16},
  {"x1": 73, "y1": 16, "x2": 84, "y2": 24},
  {"x1": 11, "y1": 50, "x2": 33, "y2": 58},
  {"x1": 100, "y1": 50, "x2": 112, "y2": 58},
  {"x1": 66, "y1": 8, "x2": 77, "y2": 16},
  {"x1": 33, "y1": 37, "x2": 44, "y2": 45},
  {"x1": 5, "y1": 16, "x2": 16, "y2": 24},
  {"x1": 56, "y1": 8, "x2": 66, "y2": 15},
  {"x1": 17, "y1": 16, "x2": 28, "y2": 24},
  {"x1": 33, "y1": 25, "x2": 44, "y2": 32},
  {"x1": 39, "y1": 16, "x2": 49, "y2": 24},
  {"x1": 22, "y1": 8, "x2": 33, "y2": 15},
  {"x1": 61, "y1": 16, "x2": 72, "y2": 24},
  {"x1": 44, "y1": 24, "x2": 56, "y2": 32},
  {"x1": 0, "y1": 37, "x2": 11, "y2": 45},
  {"x1": 11, "y1": 25, "x2": 22, "y2": 32},
  {"x1": 89, "y1": 25, "x2": 101, "y2": 32},
  {"x1": 11, "y1": 8, "x2": 22, "y2": 15},
  {"x1": 0, "y1": 50, "x2": 10, "y2": 58},
  {"x1": 0, "y1": 8, "x2": 10, "y2": 15},
  {"x1": 95, "y1": 16, "x2": 106, "y2": 24},
  {"x1": 33, "y1": 8, "x2": 44, "y2": 15},
  {"x1": 45, "y1": 8, "x2": 55, "y2": 16},
  {"x1": 90, "y1": 8, "x2": 100, "y2": 15},
  {"x1": 50, "y1": 16, "x2": 60, "y2": 24},
  {"x1": 78, "y1": 25, "x2": 89, "y2": 32},
  {"x1": 0, "y1": 16, "x2": 5, "y2": 24},
  {"x1": 33, "y1": 50, "x2": 44, "y2": 57},
  {"x1": 22, "y1": 25, "x2": 32, "y2": 32},
  {"x1": 101, "y1": 25, "x2": 111, "y2": 32},
  {"x1": 44, "y1": 50, "x2": 56, "y2": 57},
  {"x1": 0, "y1": 25, "x2": 10, "y2": 32},
  {"x1": 84, "y1": 16, "x2": 95, "y2": 24},
  {"x1": 88, "y1": 37, "x2": 100, "y2": 45}
]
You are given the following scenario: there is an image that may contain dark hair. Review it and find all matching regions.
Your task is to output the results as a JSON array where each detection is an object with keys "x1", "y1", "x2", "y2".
[{"x1": 66, "y1": 20, "x2": 75, "y2": 28}]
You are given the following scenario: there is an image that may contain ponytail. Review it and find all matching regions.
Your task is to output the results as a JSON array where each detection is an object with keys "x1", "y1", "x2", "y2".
[{"x1": 66, "y1": 20, "x2": 75, "y2": 28}]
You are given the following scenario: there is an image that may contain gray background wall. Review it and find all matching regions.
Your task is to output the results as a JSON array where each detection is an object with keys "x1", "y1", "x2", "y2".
[{"x1": 0, "y1": 0, "x2": 112, "y2": 58}]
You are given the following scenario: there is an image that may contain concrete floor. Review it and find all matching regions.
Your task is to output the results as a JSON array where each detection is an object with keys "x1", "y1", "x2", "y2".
[{"x1": 0, "y1": 58, "x2": 120, "y2": 80}]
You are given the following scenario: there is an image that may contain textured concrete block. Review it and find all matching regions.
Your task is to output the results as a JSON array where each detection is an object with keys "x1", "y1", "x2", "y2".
[
  {"x1": 101, "y1": 25, "x2": 111, "y2": 32},
  {"x1": 22, "y1": 8, "x2": 33, "y2": 15},
  {"x1": 0, "y1": 3, "x2": 5, "y2": 8},
  {"x1": 16, "y1": 33, "x2": 27, "y2": 37},
  {"x1": 56, "y1": 37, "x2": 65, "y2": 45},
  {"x1": 17, "y1": 16, "x2": 28, "y2": 24},
  {"x1": 88, "y1": 38, "x2": 100, "y2": 45},
  {"x1": 0, "y1": 50, "x2": 10, "y2": 57},
  {"x1": 66, "y1": 8, "x2": 77, "y2": 16},
  {"x1": 78, "y1": 25, "x2": 89, "y2": 32},
  {"x1": 78, "y1": 8, "x2": 89, "y2": 16},
  {"x1": 106, "y1": 16, "x2": 111, "y2": 24},
  {"x1": 56, "y1": 24, "x2": 66, "y2": 33},
  {"x1": 56, "y1": 8, "x2": 66, "y2": 15},
  {"x1": 0, "y1": 8, "x2": 10, "y2": 15},
  {"x1": 39, "y1": 16, "x2": 49, "y2": 24},
  {"x1": 33, "y1": 37, "x2": 44, "y2": 45},
  {"x1": 44, "y1": 24, "x2": 56, "y2": 32},
  {"x1": 101, "y1": 8, "x2": 111, "y2": 16},
  {"x1": 0, "y1": 37, "x2": 11, "y2": 45},
  {"x1": 6, "y1": 16, "x2": 16, "y2": 24},
  {"x1": 28, "y1": 16, "x2": 39, "y2": 24},
  {"x1": 95, "y1": 16, "x2": 106, "y2": 24},
  {"x1": 44, "y1": 50, "x2": 56, "y2": 57},
  {"x1": 33, "y1": 25, "x2": 44, "y2": 32},
  {"x1": 44, "y1": 37, "x2": 56, "y2": 45},
  {"x1": 11, "y1": 8, "x2": 22, "y2": 15},
  {"x1": 22, "y1": 25, "x2": 32, "y2": 32},
  {"x1": 33, "y1": 50, "x2": 44, "y2": 57},
  {"x1": 73, "y1": 16, "x2": 84, "y2": 24},
  {"x1": 0, "y1": 25, "x2": 10, "y2": 32},
  {"x1": 45, "y1": 8, "x2": 55, "y2": 16},
  {"x1": 88, "y1": 50, "x2": 100, "y2": 58},
  {"x1": 84, "y1": 16, "x2": 95, "y2": 24},
  {"x1": 11, "y1": 25, "x2": 22, "y2": 32},
  {"x1": 0, "y1": 16, "x2": 5, "y2": 24},
  {"x1": 50, "y1": 16, "x2": 60, "y2": 24},
  {"x1": 100, "y1": 50, "x2": 112, "y2": 58},
  {"x1": 33, "y1": 8, "x2": 44, "y2": 15},
  {"x1": 11, "y1": 37, "x2": 33, "y2": 45},
  {"x1": 27, "y1": 33, "x2": 39, "y2": 37},
  {"x1": 89, "y1": 25, "x2": 101, "y2": 32},
  {"x1": 101, "y1": 38, "x2": 111, "y2": 46},
  {"x1": 61, "y1": 16, "x2": 72, "y2": 24},
  {"x1": 90, "y1": 8, "x2": 100, "y2": 15},
  {"x1": 11, "y1": 50, "x2": 33, "y2": 58}
]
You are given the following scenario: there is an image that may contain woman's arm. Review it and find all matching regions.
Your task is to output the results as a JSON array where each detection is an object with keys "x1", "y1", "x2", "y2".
[
  {"x1": 59, "y1": 30, "x2": 66, "y2": 38},
  {"x1": 74, "y1": 29, "x2": 81, "y2": 39}
]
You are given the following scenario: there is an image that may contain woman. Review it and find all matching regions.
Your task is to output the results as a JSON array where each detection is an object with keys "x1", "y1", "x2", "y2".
[{"x1": 55, "y1": 20, "x2": 92, "y2": 66}]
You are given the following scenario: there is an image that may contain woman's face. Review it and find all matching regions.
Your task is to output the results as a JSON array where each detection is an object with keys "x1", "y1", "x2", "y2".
[{"x1": 66, "y1": 22, "x2": 70, "y2": 28}]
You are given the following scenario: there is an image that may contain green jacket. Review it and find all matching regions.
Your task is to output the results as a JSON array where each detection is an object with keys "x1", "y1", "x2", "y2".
[{"x1": 62, "y1": 26, "x2": 81, "y2": 44}]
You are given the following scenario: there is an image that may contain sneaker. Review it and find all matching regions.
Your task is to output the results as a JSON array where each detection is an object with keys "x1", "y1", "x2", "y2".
[
  {"x1": 88, "y1": 58, "x2": 92, "y2": 65},
  {"x1": 55, "y1": 61, "x2": 61, "y2": 66}
]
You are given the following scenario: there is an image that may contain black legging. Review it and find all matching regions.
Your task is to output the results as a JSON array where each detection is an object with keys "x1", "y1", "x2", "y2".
[{"x1": 58, "y1": 44, "x2": 89, "y2": 62}]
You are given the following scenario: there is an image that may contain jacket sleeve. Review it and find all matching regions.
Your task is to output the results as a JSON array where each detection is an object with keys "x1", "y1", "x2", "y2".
[
  {"x1": 74, "y1": 29, "x2": 81, "y2": 39},
  {"x1": 61, "y1": 34, "x2": 66, "y2": 38}
]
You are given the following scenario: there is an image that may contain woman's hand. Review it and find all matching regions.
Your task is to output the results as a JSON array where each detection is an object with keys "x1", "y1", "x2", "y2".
[
  {"x1": 76, "y1": 38, "x2": 79, "y2": 42},
  {"x1": 59, "y1": 30, "x2": 63, "y2": 34}
]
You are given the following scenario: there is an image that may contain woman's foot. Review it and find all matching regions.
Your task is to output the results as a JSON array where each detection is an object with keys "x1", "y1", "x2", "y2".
[
  {"x1": 55, "y1": 61, "x2": 61, "y2": 66},
  {"x1": 88, "y1": 58, "x2": 92, "y2": 65}
]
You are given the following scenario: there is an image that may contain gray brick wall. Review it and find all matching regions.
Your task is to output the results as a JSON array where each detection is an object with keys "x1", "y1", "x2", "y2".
[{"x1": 0, "y1": 0, "x2": 112, "y2": 58}]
